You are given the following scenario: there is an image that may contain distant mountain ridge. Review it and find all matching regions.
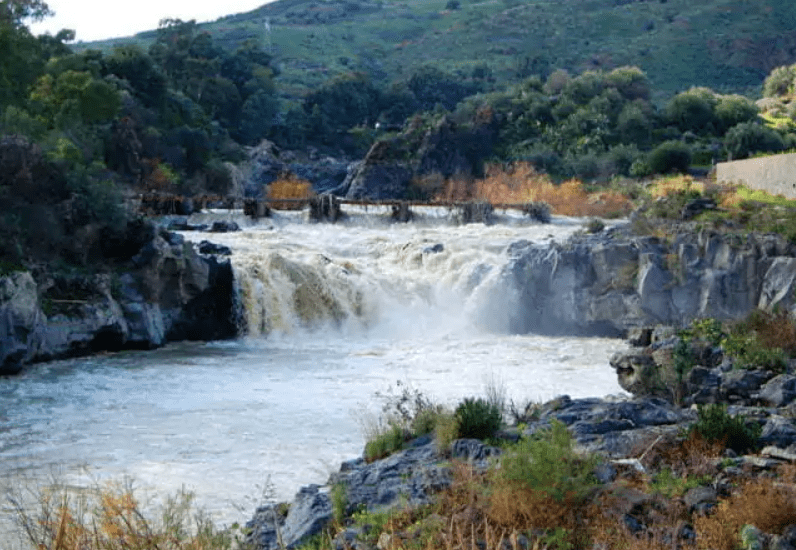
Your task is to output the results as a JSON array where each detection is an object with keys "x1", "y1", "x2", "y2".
[{"x1": 93, "y1": 0, "x2": 796, "y2": 101}]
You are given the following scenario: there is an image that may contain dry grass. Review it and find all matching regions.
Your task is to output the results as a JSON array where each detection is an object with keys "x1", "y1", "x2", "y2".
[
  {"x1": 694, "y1": 470, "x2": 796, "y2": 550},
  {"x1": 737, "y1": 309, "x2": 796, "y2": 356},
  {"x1": 436, "y1": 163, "x2": 633, "y2": 218},
  {"x1": 267, "y1": 173, "x2": 316, "y2": 210},
  {"x1": 7, "y1": 479, "x2": 233, "y2": 550}
]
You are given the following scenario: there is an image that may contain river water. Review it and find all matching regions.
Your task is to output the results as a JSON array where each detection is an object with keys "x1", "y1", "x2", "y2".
[{"x1": 0, "y1": 207, "x2": 627, "y2": 542}]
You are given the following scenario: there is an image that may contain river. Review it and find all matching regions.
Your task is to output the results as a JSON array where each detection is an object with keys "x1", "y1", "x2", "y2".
[{"x1": 0, "y1": 207, "x2": 627, "y2": 544}]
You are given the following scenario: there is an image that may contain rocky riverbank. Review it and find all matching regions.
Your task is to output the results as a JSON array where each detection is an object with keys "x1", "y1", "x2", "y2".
[
  {"x1": 244, "y1": 324, "x2": 796, "y2": 550},
  {"x1": 0, "y1": 223, "x2": 237, "y2": 375}
]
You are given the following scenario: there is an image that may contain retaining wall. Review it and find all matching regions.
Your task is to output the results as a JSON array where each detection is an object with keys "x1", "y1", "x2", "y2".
[{"x1": 716, "y1": 153, "x2": 796, "y2": 199}]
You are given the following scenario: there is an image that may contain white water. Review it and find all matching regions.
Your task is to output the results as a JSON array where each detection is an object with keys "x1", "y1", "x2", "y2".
[{"x1": 0, "y1": 208, "x2": 627, "y2": 543}]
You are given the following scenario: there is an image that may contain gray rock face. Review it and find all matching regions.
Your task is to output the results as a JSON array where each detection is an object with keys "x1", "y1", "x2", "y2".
[
  {"x1": 503, "y1": 228, "x2": 796, "y2": 337},
  {"x1": 247, "y1": 437, "x2": 499, "y2": 550},
  {"x1": 0, "y1": 229, "x2": 236, "y2": 374},
  {"x1": 0, "y1": 272, "x2": 45, "y2": 374}
]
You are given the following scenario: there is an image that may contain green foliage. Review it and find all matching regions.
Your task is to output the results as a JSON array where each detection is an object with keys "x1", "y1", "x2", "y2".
[
  {"x1": 714, "y1": 94, "x2": 759, "y2": 134},
  {"x1": 331, "y1": 483, "x2": 347, "y2": 526},
  {"x1": 689, "y1": 404, "x2": 761, "y2": 454},
  {"x1": 454, "y1": 397, "x2": 502, "y2": 440},
  {"x1": 681, "y1": 318, "x2": 725, "y2": 348},
  {"x1": 647, "y1": 140, "x2": 692, "y2": 174},
  {"x1": 665, "y1": 87, "x2": 718, "y2": 134},
  {"x1": 721, "y1": 331, "x2": 788, "y2": 373},
  {"x1": 763, "y1": 65, "x2": 796, "y2": 98},
  {"x1": 433, "y1": 411, "x2": 460, "y2": 453},
  {"x1": 364, "y1": 423, "x2": 406, "y2": 463},
  {"x1": 650, "y1": 468, "x2": 711, "y2": 498},
  {"x1": 497, "y1": 420, "x2": 599, "y2": 502},
  {"x1": 724, "y1": 122, "x2": 785, "y2": 160}
]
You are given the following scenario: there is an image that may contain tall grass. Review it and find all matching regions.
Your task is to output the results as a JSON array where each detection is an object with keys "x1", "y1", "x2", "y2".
[
  {"x1": 6, "y1": 478, "x2": 236, "y2": 550},
  {"x1": 436, "y1": 163, "x2": 633, "y2": 217}
]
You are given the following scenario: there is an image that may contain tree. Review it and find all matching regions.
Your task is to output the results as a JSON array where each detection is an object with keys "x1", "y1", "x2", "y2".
[
  {"x1": 104, "y1": 45, "x2": 167, "y2": 107},
  {"x1": 714, "y1": 94, "x2": 759, "y2": 134},
  {"x1": 724, "y1": 122, "x2": 785, "y2": 160},
  {"x1": 0, "y1": 0, "x2": 51, "y2": 27},
  {"x1": 647, "y1": 140, "x2": 692, "y2": 174},
  {"x1": 665, "y1": 87, "x2": 718, "y2": 134},
  {"x1": 763, "y1": 65, "x2": 796, "y2": 98}
]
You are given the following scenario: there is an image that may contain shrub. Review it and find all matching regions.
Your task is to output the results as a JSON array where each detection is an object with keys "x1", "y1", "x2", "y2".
[
  {"x1": 433, "y1": 410, "x2": 460, "y2": 453},
  {"x1": 364, "y1": 423, "x2": 406, "y2": 463},
  {"x1": 763, "y1": 64, "x2": 796, "y2": 98},
  {"x1": 647, "y1": 140, "x2": 692, "y2": 174},
  {"x1": 723, "y1": 122, "x2": 785, "y2": 160},
  {"x1": 694, "y1": 473, "x2": 796, "y2": 550},
  {"x1": 689, "y1": 404, "x2": 760, "y2": 454},
  {"x1": 455, "y1": 397, "x2": 502, "y2": 440},
  {"x1": 497, "y1": 420, "x2": 598, "y2": 502}
]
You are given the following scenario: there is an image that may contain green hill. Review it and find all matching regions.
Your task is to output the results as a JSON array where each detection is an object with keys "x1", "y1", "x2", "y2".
[{"x1": 92, "y1": 0, "x2": 796, "y2": 101}]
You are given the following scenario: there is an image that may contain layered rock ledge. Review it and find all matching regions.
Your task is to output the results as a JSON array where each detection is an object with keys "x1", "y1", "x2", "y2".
[{"x1": 0, "y1": 228, "x2": 236, "y2": 375}]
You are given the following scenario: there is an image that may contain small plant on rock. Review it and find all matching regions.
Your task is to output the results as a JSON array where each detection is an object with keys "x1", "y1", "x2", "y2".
[
  {"x1": 455, "y1": 397, "x2": 502, "y2": 440},
  {"x1": 689, "y1": 404, "x2": 761, "y2": 454}
]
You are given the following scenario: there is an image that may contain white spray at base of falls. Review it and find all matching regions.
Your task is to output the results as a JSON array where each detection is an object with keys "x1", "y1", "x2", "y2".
[{"x1": 200, "y1": 207, "x2": 600, "y2": 339}]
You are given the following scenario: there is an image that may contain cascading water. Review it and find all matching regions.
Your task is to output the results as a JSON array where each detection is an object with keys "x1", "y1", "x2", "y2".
[{"x1": 0, "y1": 207, "x2": 628, "y2": 545}]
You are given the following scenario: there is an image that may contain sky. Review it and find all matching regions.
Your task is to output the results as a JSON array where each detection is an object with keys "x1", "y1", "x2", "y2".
[{"x1": 28, "y1": 0, "x2": 271, "y2": 42}]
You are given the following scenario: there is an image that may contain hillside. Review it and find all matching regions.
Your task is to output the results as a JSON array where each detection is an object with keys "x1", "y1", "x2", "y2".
[{"x1": 96, "y1": 0, "x2": 796, "y2": 101}]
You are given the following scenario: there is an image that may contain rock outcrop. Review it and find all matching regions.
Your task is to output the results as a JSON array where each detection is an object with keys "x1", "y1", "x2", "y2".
[
  {"x1": 502, "y1": 226, "x2": 796, "y2": 337},
  {"x1": 341, "y1": 114, "x2": 498, "y2": 200},
  {"x1": 0, "y1": 228, "x2": 236, "y2": 375}
]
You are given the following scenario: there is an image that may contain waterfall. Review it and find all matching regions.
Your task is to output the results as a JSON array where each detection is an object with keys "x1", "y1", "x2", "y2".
[{"x1": 182, "y1": 206, "x2": 596, "y2": 340}]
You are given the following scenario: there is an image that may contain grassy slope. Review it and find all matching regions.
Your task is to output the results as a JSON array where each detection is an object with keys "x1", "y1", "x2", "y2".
[{"x1": 87, "y1": 0, "x2": 796, "y2": 102}]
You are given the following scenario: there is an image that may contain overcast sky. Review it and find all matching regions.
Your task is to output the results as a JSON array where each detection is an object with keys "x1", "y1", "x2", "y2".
[{"x1": 28, "y1": 0, "x2": 271, "y2": 42}]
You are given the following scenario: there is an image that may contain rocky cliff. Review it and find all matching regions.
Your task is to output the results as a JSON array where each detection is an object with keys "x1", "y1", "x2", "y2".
[
  {"x1": 501, "y1": 226, "x2": 796, "y2": 337},
  {"x1": 0, "y1": 227, "x2": 236, "y2": 375}
]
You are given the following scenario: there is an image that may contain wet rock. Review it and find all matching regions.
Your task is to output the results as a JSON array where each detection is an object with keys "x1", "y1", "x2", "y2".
[
  {"x1": 198, "y1": 240, "x2": 232, "y2": 256},
  {"x1": 209, "y1": 220, "x2": 240, "y2": 233}
]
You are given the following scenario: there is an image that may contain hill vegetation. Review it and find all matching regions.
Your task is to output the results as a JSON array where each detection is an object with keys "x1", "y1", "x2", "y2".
[{"x1": 2, "y1": 0, "x2": 796, "y2": 273}]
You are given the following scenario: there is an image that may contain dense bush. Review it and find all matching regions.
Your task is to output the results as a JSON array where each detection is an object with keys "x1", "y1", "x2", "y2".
[
  {"x1": 647, "y1": 140, "x2": 692, "y2": 174},
  {"x1": 455, "y1": 397, "x2": 502, "y2": 440},
  {"x1": 497, "y1": 420, "x2": 598, "y2": 501},
  {"x1": 689, "y1": 404, "x2": 761, "y2": 454},
  {"x1": 724, "y1": 122, "x2": 785, "y2": 160}
]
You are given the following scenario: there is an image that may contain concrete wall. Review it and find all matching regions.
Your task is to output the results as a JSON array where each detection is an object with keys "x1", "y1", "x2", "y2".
[{"x1": 716, "y1": 153, "x2": 796, "y2": 199}]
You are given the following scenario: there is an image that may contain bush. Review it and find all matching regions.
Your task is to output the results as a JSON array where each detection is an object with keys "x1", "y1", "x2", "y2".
[
  {"x1": 647, "y1": 140, "x2": 692, "y2": 174},
  {"x1": 364, "y1": 423, "x2": 406, "y2": 462},
  {"x1": 723, "y1": 122, "x2": 785, "y2": 160},
  {"x1": 689, "y1": 404, "x2": 761, "y2": 454},
  {"x1": 496, "y1": 420, "x2": 599, "y2": 502},
  {"x1": 722, "y1": 331, "x2": 788, "y2": 373},
  {"x1": 455, "y1": 397, "x2": 502, "y2": 440}
]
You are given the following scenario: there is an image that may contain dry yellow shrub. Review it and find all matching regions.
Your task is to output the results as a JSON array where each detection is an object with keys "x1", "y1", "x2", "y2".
[
  {"x1": 268, "y1": 173, "x2": 316, "y2": 210},
  {"x1": 695, "y1": 475, "x2": 796, "y2": 550},
  {"x1": 436, "y1": 163, "x2": 633, "y2": 218}
]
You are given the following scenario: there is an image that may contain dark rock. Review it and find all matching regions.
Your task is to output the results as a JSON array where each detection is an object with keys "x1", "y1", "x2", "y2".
[
  {"x1": 422, "y1": 244, "x2": 444, "y2": 254},
  {"x1": 280, "y1": 485, "x2": 332, "y2": 549},
  {"x1": 449, "y1": 439, "x2": 501, "y2": 463},
  {"x1": 683, "y1": 486, "x2": 717, "y2": 514},
  {"x1": 167, "y1": 220, "x2": 209, "y2": 232},
  {"x1": 760, "y1": 416, "x2": 796, "y2": 448},
  {"x1": 721, "y1": 369, "x2": 773, "y2": 399},
  {"x1": 209, "y1": 220, "x2": 240, "y2": 233},
  {"x1": 627, "y1": 327, "x2": 653, "y2": 347},
  {"x1": 759, "y1": 375, "x2": 796, "y2": 407},
  {"x1": 198, "y1": 241, "x2": 232, "y2": 256}
]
